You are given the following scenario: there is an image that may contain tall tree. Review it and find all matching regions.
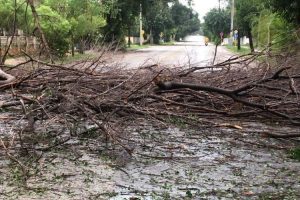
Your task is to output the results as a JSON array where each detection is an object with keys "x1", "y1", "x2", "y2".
[
  {"x1": 203, "y1": 8, "x2": 230, "y2": 44},
  {"x1": 265, "y1": 0, "x2": 300, "y2": 26},
  {"x1": 235, "y1": 0, "x2": 260, "y2": 52},
  {"x1": 171, "y1": 1, "x2": 201, "y2": 41}
]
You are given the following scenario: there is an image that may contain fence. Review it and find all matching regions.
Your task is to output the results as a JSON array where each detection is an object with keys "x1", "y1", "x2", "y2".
[{"x1": 0, "y1": 36, "x2": 39, "y2": 56}]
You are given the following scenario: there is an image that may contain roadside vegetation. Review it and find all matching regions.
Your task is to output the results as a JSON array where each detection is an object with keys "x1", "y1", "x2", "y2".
[
  {"x1": 225, "y1": 44, "x2": 251, "y2": 55},
  {"x1": 202, "y1": 0, "x2": 299, "y2": 53}
]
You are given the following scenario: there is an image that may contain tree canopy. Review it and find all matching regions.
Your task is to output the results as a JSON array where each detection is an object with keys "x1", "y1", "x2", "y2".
[
  {"x1": 202, "y1": 8, "x2": 230, "y2": 44},
  {"x1": 0, "y1": 0, "x2": 200, "y2": 55}
]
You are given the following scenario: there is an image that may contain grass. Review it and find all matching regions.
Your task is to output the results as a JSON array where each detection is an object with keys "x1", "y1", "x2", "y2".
[
  {"x1": 161, "y1": 41, "x2": 175, "y2": 46},
  {"x1": 58, "y1": 52, "x2": 97, "y2": 64},
  {"x1": 126, "y1": 41, "x2": 176, "y2": 51},
  {"x1": 225, "y1": 44, "x2": 251, "y2": 55},
  {"x1": 126, "y1": 44, "x2": 151, "y2": 51},
  {"x1": 289, "y1": 147, "x2": 300, "y2": 161}
]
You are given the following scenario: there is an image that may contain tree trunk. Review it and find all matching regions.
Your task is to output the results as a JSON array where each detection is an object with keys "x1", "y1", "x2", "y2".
[
  {"x1": 128, "y1": 26, "x2": 131, "y2": 47},
  {"x1": 78, "y1": 39, "x2": 84, "y2": 54},
  {"x1": 71, "y1": 33, "x2": 75, "y2": 57},
  {"x1": 212, "y1": 43, "x2": 218, "y2": 65},
  {"x1": 27, "y1": 0, "x2": 53, "y2": 61},
  {"x1": 0, "y1": 68, "x2": 15, "y2": 85},
  {"x1": 150, "y1": 28, "x2": 154, "y2": 45},
  {"x1": 248, "y1": 28, "x2": 254, "y2": 52},
  {"x1": 237, "y1": 29, "x2": 241, "y2": 50},
  {"x1": 1, "y1": 0, "x2": 17, "y2": 65}
]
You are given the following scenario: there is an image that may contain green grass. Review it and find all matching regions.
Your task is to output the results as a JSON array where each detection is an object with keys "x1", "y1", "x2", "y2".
[
  {"x1": 126, "y1": 41, "x2": 175, "y2": 51},
  {"x1": 225, "y1": 45, "x2": 251, "y2": 55},
  {"x1": 126, "y1": 44, "x2": 151, "y2": 51},
  {"x1": 161, "y1": 41, "x2": 175, "y2": 46},
  {"x1": 59, "y1": 52, "x2": 97, "y2": 64},
  {"x1": 289, "y1": 147, "x2": 300, "y2": 161}
]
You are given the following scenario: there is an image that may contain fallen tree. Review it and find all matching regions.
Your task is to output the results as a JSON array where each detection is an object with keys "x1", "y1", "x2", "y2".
[
  {"x1": 0, "y1": 48, "x2": 299, "y2": 141},
  {"x1": 0, "y1": 44, "x2": 299, "y2": 178},
  {"x1": 0, "y1": 68, "x2": 16, "y2": 85}
]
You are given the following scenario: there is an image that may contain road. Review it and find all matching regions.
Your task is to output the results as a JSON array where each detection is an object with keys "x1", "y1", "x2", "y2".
[
  {"x1": 115, "y1": 35, "x2": 234, "y2": 68},
  {"x1": 4, "y1": 35, "x2": 234, "y2": 68}
]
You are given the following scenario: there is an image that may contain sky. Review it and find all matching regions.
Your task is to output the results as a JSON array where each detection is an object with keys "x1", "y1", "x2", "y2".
[{"x1": 179, "y1": 0, "x2": 228, "y2": 21}]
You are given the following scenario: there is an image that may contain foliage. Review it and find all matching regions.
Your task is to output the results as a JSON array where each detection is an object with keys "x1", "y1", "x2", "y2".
[
  {"x1": 171, "y1": 1, "x2": 201, "y2": 41},
  {"x1": 143, "y1": 0, "x2": 174, "y2": 44},
  {"x1": 102, "y1": 0, "x2": 200, "y2": 45},
  {"x1": 0, "y1": 0, "x2": 200, "y2": 53},
  {"x1": 0, "y1": 0, "x2": 15, "y2": 33},
  {"x1": 102, "y1": 0, "x2": 137, "y2": 45},
  {"x1": 0, "y1": 0, "x2": 31, "y2": 35},
  {"x1": 252, "y1": 9, "x2": 296, "y2": 50},
  {"x1": 264, "y1": 0, "x2": 300, "y2": 25},
  {"x1": 36, "y1": 5, "x2": 71, "y2": 56},
  {"x1": 235, "y1": 0, "x2": 260, "y2": 33},
  {"x1": 44, "y1": 0, "x2": 107, "y2": 54},
  {"x1": 234, "y1": 0, "x2": 261, "y2": 51},
  {"x1": 289, "y1": 147, "x2": 300, "y2": 161},
  {"x1": 203, "y1": 8, "x2": 230, "y2": 44}
]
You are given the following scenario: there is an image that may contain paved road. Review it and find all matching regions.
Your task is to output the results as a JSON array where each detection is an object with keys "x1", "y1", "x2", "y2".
[
  {"x1": 4, "y1": 35, "x2": 234, "y2": 68},
  {"x1": 116, "y1": 35, "x2": 234, "y2": 68}
]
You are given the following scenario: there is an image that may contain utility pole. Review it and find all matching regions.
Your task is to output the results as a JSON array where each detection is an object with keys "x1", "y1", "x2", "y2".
[
  {"x1": 230, "y1": 0, "x2": 234, "y2": 34},
  {"x1": 139, "y1": 3, "x2": 143, "y2": 46},
  {"x1": 229, "y1": 0, "x2": 234, "y2": 46}
]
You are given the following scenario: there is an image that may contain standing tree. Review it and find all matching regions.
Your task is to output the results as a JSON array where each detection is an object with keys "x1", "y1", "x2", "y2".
[
  {"x1": 265, "y1": 0, "x2": 300, "y2": 26},
  {"x1": 203, "y1": 8, "x2": 230, "y2": 44},
  {"x1": 235, "y1": 0, "x2": 260, "y2": 52},
  {"x1": 171, "y1": 1, "x2": 201, "y2": 41}
]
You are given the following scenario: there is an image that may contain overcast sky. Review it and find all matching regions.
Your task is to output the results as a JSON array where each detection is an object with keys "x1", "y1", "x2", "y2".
[{"x1": 179, "y1": 0, "x2": 228, "y2": 21}]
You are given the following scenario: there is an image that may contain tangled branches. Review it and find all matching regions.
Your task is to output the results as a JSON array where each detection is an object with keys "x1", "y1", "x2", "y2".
[{"x1": 0, "y1": 49, "x2": 299, "y2": 167}]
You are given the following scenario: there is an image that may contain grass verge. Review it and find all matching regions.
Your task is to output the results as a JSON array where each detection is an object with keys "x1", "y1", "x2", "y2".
[
  {"x1": 225, "y1": 45, "x2": 251, "y2": 55},
  {"x1": 126, "y1": 44, "x2": 151, "y2": 51},
  {"x1": 59, "y1": 52, "x2": 97, "y2": 64}
]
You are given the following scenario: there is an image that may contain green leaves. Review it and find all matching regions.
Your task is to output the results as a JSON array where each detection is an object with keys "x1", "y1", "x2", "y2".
[
  {"x1": 171, "y1": 2, "x2": 201, "y2": 41},
  {"x1": 203, "y1": 8, "x2": 230, "y2": 43},
  {"x1": 70, "y1": 15, "x2": 106, "y2": 40}
]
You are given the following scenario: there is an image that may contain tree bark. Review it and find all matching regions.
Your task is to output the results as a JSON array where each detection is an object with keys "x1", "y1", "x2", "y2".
[
  {"x1": 0, "y1": 0, "x2": 16, "y2": 85},
  {"x1": 71, "y1": 33, "x2": 75, "y2": 57},
  {"x1": 248, "y1": 28, "x2": 254, "y2": 52},
  {"x1": 78, "y1": 39, "x2": 84, "y2": 54},
  {"x1": 128, "y1": 25, "x2": 131, "y2": 47},
  {"x1": 237, "y1": 29, "x2": 241, "y2": 50},
  {"x1": 0, "y1": 68, "x2": 15, "y2": 85},
  {"x1": 27, "y1": 0, "x2": 53, "y2": 61},
  {"x1": 0, "y1": 0, "x2": 17, "y2": 65},
  {"x1": 212, "y1": 44, "x2": 218, "y2": 65}
]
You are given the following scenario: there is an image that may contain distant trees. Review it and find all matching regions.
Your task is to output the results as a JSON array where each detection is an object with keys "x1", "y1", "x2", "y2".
[
  {"x1": 0, "y1": 0, "x2": 200, "y2": 56},
  {"x1": 102, "y1": 0, "x2": 200, "y2": 45},
  {"x1": 202, "y1": 8, "x2": 230, "y2": 44},
  {"x1": 171, "y1": 1, "x2": 201, "y2": 41},
  {"x1": 142, "y1": 0, "x2": 174, "y2": 44},
  {"x1": 265, "y1": 0, "x2": 300, "y2": 25},
  {"x1": 202, "y1": 0, "x2": 299, "y2": 52}
]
